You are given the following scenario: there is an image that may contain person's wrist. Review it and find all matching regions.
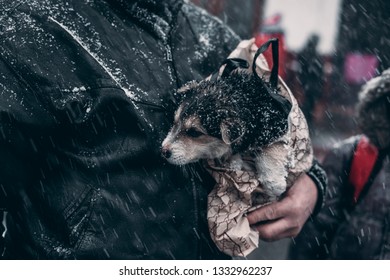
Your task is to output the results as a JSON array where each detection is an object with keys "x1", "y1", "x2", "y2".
[{"x1": 306, "y1": 159, "x2": 328, "y2": 216}]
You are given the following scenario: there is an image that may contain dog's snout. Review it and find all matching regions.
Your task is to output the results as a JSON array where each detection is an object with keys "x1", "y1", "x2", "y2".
[{"x1": 161, "y1": 147, "x2": 172, "y2": 159}]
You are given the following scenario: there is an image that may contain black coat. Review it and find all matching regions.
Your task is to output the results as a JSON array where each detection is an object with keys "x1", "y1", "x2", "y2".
[{"x1": 0, "y1": 0, "x2": 239, "y2": 259}]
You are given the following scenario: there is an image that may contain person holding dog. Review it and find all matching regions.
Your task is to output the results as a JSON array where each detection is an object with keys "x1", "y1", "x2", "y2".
[
  {"x1": 289, "y1": 68, "x2": 390, "y2": 259},
  {"x1": 0, "y1": 0, "x2": 326, "y2": 259}
]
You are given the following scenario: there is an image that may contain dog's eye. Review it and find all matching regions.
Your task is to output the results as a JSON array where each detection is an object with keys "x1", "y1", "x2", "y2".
[{"x1": 186, "y1": 128, "x2": 204, "y2": 138}]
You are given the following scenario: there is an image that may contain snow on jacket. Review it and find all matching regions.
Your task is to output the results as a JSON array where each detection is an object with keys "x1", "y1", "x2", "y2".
[{"x1": 0, "y1": 0, "x2": 240, "y2": 259}]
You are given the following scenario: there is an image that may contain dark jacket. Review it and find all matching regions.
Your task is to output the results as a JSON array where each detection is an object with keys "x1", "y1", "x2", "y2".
[
  {"x1": 290, "y1": 135, "x2": 390, "y2": 259},
  {"x1": 0, "y1": 0, "x2": 240, "y2": 259}
]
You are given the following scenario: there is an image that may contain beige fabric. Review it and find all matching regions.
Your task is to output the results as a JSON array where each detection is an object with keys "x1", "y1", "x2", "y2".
[{"x1": 206, "y1": 39, "x2": 313, "y2": 257}]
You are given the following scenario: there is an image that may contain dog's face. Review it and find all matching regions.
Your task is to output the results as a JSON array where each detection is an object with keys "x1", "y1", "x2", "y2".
[
  {"x1": 161, "y1": 103, "x2": 232, "y2": 165},
  {"x1": 161, "y1": 69, "x2": 291, "y2": 166}
]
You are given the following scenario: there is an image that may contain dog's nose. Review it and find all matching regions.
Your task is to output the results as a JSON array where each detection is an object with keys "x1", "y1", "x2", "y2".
[{"x1": 161, "y1": 147, "x2": 172, "y2": 159}]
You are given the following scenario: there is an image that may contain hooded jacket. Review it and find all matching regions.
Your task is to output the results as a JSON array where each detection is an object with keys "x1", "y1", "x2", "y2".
[
  {"x1": 0, "y1": 0, "x2": 240, "y2": 259},
  {"x1": 290, "y1": 69, "x2": 390, "y2": 259}
]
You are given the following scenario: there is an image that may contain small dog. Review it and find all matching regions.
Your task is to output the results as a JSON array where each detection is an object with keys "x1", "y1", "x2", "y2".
[{"x1": 161, "y1": 68, "x2": 294, "y2": 202}]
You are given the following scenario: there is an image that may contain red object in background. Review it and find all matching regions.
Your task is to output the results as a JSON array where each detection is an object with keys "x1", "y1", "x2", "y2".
[
  {"x1": 344, "y1": 52, "x2": 379, "y2": 85},
  {"x1": 349, "y1": 135, "x2": 379, "y2": 203},
  {"x1": 206, "y1": 0, "x2": 225, "y2": 16},
  {"x1": 255, "y1": 32, "x2": 287, "y2": 79},
  {"x1": 255, "y1": 14, "x2": 287, "y2": 79},
  {"x1": 263, "y1": 13, "x2": 282, "y2": 26}
]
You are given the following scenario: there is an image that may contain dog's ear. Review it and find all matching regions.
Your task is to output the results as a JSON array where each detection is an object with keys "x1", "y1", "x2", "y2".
[
  {"x1": 220, "y1": 118, "x2": 246, "y2": 145},
  {"x1": 175, "y1": 81, "x2": 200, "y2": 105}
]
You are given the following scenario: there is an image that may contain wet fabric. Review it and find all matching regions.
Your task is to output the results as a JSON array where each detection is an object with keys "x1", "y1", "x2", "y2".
[{"x1": 0, "y1": 0, "x2": 239, "y2": 259}]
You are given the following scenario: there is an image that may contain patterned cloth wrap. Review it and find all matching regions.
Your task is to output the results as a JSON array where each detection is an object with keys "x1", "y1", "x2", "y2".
[{"x1": 205, "y1": 39, "x2": 313, "y2": 257}]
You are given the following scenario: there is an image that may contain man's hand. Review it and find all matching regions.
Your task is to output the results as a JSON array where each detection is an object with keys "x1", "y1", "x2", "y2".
[{"x1": 246, "y1": 173, "x2": 318, "y2": 241}]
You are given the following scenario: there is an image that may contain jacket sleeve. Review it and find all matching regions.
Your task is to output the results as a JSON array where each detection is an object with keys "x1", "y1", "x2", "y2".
[
  {"x1": 306, "y1": 159, "x2": 328, "y2": 216},
  {"x1": 289, "y1": 139, "x2": 357, "y2": 259}
]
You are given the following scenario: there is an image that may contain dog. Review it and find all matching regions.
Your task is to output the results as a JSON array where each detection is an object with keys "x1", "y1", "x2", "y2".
[
  {"x1": 161, "y1": 39, "x2": 313, "y2": 256},
  {"x1": 161, "y1": 68, "x2": 295, "y2": 203}
]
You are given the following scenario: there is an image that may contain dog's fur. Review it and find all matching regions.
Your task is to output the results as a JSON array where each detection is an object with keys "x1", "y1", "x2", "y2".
[{"x1": 162, "y1": 70, "x2": 292, "y2": 201}]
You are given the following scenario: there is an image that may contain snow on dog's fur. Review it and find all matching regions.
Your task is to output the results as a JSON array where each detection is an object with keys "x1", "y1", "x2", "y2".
[
  {"x1": 162, "y1": 69, "x2": 293, "y2": 202},
  {"x1": 162, "y1": 38, "x2": 313, "y2": 257}
]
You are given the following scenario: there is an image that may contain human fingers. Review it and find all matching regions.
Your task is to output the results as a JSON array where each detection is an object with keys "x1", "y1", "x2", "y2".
[
  {"x1": 247, "y1": 173, "x2": 318, "y2": 225},
  {"x1": 246, "y1": 197, "x2": 293, "y2": 226},
  {"x1": 252, "y1": 216, "x2": 301, "y2": 241},
  {"x1": 246, "y1": 191, "x2": 308, "y2": 241},
  {"x1": 248, "y1": 196, "x2": 304, "y2": 241}
]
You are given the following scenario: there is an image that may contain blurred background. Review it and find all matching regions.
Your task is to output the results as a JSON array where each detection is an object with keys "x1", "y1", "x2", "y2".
[{"x1": 190, "y1": 0, "x2": 390, "y2": 259}]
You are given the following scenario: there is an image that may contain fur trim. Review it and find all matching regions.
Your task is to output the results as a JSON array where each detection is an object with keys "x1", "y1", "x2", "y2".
[{"x1": 357, "y1": 68, "x2": 390, "y2": 149}]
